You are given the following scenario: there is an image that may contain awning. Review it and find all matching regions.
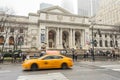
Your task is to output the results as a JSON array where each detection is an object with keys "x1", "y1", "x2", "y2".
[{"x1": 46, "y1": 50, "x2": 60, "y2": 55}]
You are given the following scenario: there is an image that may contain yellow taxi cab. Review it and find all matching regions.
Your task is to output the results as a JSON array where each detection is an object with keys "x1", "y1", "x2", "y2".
[{"x1": 22, "y1": 54, "x2": 73, "y2": 71}]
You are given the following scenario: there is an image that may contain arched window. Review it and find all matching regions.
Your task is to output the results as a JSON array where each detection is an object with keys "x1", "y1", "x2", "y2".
[
  {"x1": 105, "y1": 34, "x2": 107, "y2": 38},
  {"x1": 0, "y1": 36, "x2": 4, "y2": 45},
  {"x1": 99, "y1": 40, "x2": 102, "y2": 47},
  {"x1": 94, "y1": 40, "x2": 97, "y2": 47},
  {"x1": 115, "y1": 41, "x2": 118, "y2": 47},
  {"x1": 110, "y1": 40, "x2": 113, "y2": 47},
  {"x1": 48, "y1": 30, "x2": 56, "y2": 48},
  {"x1": 9, "y1": 36, "x2": 14, "y2": 45},
  {"x1": 62, "y1": 31, "x2": 69, "y2": 49},
  {"x1": 110, "y1": 34, "x2": 112, "y2": 38},
  {"x1": 75, "y1": 31, "x2": 81, "y2": 48},
  {"x1": 0, "y1": 27, "x2": 4, "y2": 32},
  {"x1": 105, "y1": 40, "x2": 108, "y2": 47},
  {"x1": 18, "y1": 36, "x2": 24, "y2": 45}
]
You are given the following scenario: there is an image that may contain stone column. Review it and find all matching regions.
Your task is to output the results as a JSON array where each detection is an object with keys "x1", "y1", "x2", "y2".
[
  {"x1": 69, "y1": 28, "x2": 72, "y2": 48},
  {"x1": 56, "y1": 28, "x2": 60, "y2": 49},
  {"x1": 59, "y1": 28, "x2": 63, "y2": 49},
  {"x1": 72, "y1": 29, "x2": 75, "y2": 48},
  {"x1": 46, "y1": 27, "x2": 48, "y2": 49},
  {"x1": 81, "y1": 29, "x2": 85, "y2": 49},
  {"x1": 102, "y1": 35, "x2": 105, "y2": 47},
  {"x1": 97, "y1": 35, "x2": 100, "y2": 47}
]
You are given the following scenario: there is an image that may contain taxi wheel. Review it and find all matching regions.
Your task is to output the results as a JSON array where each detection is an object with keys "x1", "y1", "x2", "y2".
[
  {"x1": 61, "y1": 63, "x2": 68, "y2": 69},
  {"x1": 31, "y1": 63, "x2": 38, "y2": 71}
]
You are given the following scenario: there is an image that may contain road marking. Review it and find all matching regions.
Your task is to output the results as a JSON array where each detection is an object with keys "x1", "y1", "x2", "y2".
[
  {"x1": 100, "y1": 65, "x2": 120, "y2": 72},
  {"x1": 112, "y1": 69, "x2": 120, "y2": 71},
  {"x1": 0, "y1": 70, "x2": 11, "y2": 73},
  {"x1": 101, "y1": 65, "x2": 120, "y2": 68},
  {"x1": 17, "y1": 72, "x2": 69, "y2": 80}
]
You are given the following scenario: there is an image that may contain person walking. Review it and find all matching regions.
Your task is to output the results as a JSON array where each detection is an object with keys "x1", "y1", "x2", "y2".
[
  {"x1": 74, "y1": 52, "x2": 78, "y2": 61},
  {"x1": 71, "y1": 48, "x2": 75, "y2": 61},
  {"x1": 74, "y1": 48, "x2": 79, "y2": 61}
]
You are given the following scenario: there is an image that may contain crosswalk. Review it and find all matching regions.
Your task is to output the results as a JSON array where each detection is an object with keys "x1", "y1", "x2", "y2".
[
  {"x1": 17, "y1": 72, "x2": 69, "y2": 80},
  {"x1": 100, "y1": 64, "x2": 120, "y2": 72},
  {"x1": 0, "y1": 70, "x2": 11, "y2": 73}
]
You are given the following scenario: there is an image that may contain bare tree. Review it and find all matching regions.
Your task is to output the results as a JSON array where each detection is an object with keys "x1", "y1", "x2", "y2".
[{"x1": 0, "y1": 7, "x2": 15, "y2": 54}]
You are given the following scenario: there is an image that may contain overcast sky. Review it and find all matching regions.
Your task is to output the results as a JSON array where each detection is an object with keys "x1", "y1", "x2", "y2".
[{"x1": 0, "y1": 0, "x2": 62, "y2": 16}]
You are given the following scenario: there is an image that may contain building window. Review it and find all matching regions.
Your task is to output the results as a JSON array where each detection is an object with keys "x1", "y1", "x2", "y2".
[
  {"x1": 115, "y1": 41, "x2": 118, "y2": 47},
  {"x1": 105, "y1": 34, "x2": 107, "y2": 38},
  {"x1": 94, "y1": 33, "x2": 96, "y2": 37},
  {"x1": 19, "y1": 28, "x2": 23, "y2": 33},
  {"x1": 99, "y1": 40, "x2": 102, "y2": 47},
  {"x1": 110, "y1": 40, "x2": 113, "y2": 47},
  {"x1": 99, "y1": 34, "x2": 102, "y2": 37},
  {"x1": 94, "y1": 40, "x2": 97, "y2": 47},
  {"x1": 0, "y1": 27, "x2": 4, "y2": 32},
  {"x1": 18, "y1": 36, "x2": 24, "y2": 45},
  {"x1": 110, "y1": 34, "x2": 112, "y2": 38},
  {"x1": 115, "y1": 35, "x2": 117, "y2": 38},
  {"x1": 105, "y1": 40, "x2": 108, "y2": 47},
  {"x1": 0, "y1": 36, "x2": 4, "y2": 45},
  {"x1": 10, "y1": 28, "x2": 14, "y2": 32}
]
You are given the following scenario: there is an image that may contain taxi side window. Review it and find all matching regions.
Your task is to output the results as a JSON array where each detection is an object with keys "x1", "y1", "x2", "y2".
[
  {"x1": 43, "y1": 56, "x2": 55, "y2": 60},
  {"x1": 54, "y1": 56, "x2": 63, "y2": 59}
]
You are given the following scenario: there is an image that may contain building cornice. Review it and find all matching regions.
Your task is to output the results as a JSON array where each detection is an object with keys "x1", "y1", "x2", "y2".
[
  {"x1": 3, "y1": 20, "x2": 38, "y2": 26},
  {"x1": 0, "y1": 13, "x2": 28, "y2": 19},
  {"x1": 39, "y1": 11, "x2": 89, "y2": 18},
  {"x1": 28, "y1": 13, "x2": 39, "y2": 17},
  {"x1": 39, "y1": 20, "x2": 90, "y2": 27},
  {"x1": 93, "y1": 23, "x2": 120, "y2": 27}
]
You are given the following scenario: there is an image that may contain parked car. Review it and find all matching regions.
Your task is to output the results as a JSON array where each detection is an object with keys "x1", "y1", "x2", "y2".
[{"x1": 22, "y1": 54, "x2": 73, "y2": 71}]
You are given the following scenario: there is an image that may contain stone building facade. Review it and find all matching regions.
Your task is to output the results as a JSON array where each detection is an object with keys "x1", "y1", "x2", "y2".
[{"x1": 0, "y1": 6, "x2": 119, "y2": 53}]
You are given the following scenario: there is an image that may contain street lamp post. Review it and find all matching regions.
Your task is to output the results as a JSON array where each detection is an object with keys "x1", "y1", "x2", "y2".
[
  {"x1": 90, "y1": 0, "x2": 95, "y2": 61},
  {"x1": 91, "y1": 25, "x2": 95, "y2": 61}
]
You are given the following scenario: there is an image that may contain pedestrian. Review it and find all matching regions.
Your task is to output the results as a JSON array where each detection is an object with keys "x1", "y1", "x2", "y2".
[
  {"x1": 74, "y1": 48, "x2": 79, "y2": 61},
  {"x1": 22, "y1": 54, "x2": 26, "y2": 62},
  {"x1": 112, "y1": 50, "x2": 116, "y2": 58},
  {"x1": 13, "y1": 54, "x2": 17, "y2": 63},
  {"x1": 26, "y1": 54, "x2": 30, "y2": 60},
  {"x1": 86, "y1": 50, "x2": 89, "y2": 58},
  {"x1": 71, "y1": 48, "x2": 75, "y2": 61},
  {"x1": 40, "y1": 51, "x2": 44, "y2": 57},
  {"x1": 90, "y1": 48, "x2": 95, "y2": 61},
  {"x1": 0, "y1": 54, "x2": 4, "y2": 63}
]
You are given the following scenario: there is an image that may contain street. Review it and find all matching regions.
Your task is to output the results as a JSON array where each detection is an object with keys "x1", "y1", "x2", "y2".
[{"x1": 0, "y1": 61, "x2": 120, "y2": 80}]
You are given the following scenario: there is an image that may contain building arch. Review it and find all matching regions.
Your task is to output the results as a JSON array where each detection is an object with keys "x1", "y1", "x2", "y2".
[
  {"x1": 9, "y1": 36, "x2": 14, "y2": 45},
  {"x1": 110, "y1": 40, "x2": 113, "y2": 47},
  {"x1": 105, "y1": 40, "x2": 108, "y2": 47},
  {"x1": 75, "y1": 31, "x2": 81, "y2": 48},
  {"x1": 0, "y1": 36, "x2": 4, "y2": 45},
  {"x1": 18, "y1": 36, "x2": 24, "y2": 45},
  {"x1": 99, "y1": 40, "x2": 102, "y2": 47},
  {"x1": 48, "y1": 30, "x2": 56, "y2": 48},
  {"x1": 62, "y1": 31, "x2": 69, "y2": 49}
]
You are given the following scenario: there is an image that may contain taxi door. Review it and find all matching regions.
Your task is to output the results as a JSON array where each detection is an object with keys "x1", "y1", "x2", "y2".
[{"x1": 38, "y1": 56, "x2": 56, "y2": 69}]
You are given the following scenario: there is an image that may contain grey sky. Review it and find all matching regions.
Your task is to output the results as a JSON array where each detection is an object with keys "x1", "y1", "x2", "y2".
[{"x1": 0, "y1": 0, "x2": 101, "y2": 16}]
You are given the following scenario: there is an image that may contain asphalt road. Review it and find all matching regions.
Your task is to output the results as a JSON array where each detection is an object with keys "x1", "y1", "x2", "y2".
[{"x1": 0, "y1": 61, "x2": 120, "y2": 80}]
